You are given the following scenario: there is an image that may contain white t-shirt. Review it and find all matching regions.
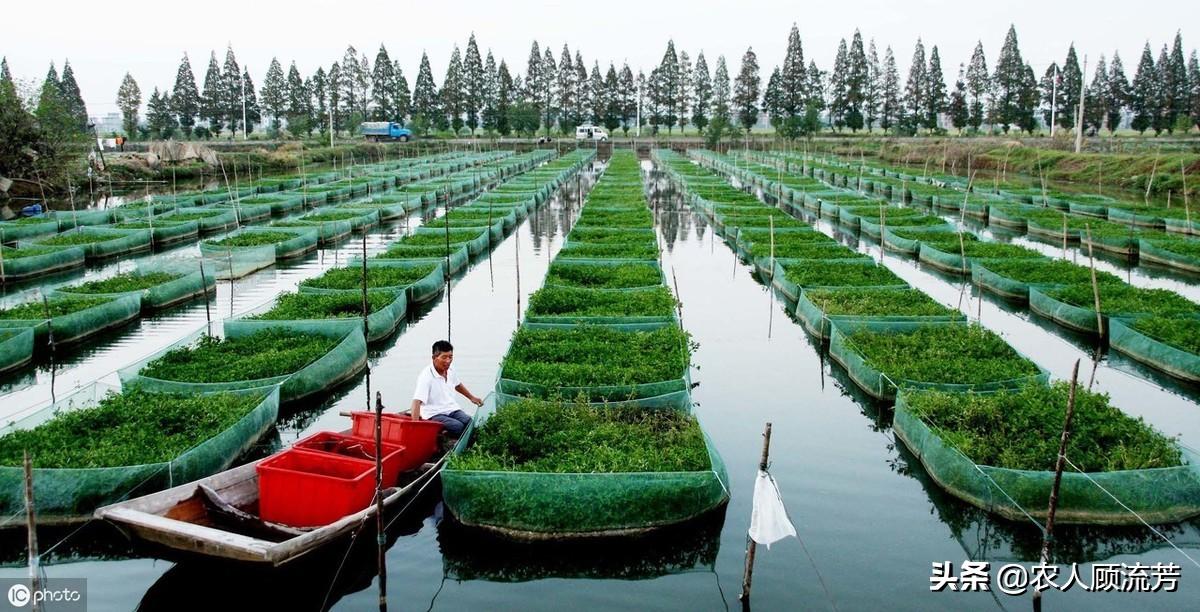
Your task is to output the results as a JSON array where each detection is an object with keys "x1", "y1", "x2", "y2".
[{"x1": 412, "y1": 364, "x2": 462, "y2": 418}]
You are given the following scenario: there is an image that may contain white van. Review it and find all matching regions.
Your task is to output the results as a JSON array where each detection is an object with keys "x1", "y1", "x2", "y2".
[{"x1": 575, "y1": 124, "x2": 608, "y2": 141}]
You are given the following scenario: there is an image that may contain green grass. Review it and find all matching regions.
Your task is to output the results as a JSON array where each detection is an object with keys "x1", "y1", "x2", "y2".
[
  {"x1": 206, "y1": 231, "x2": 298, "y2": 248},
  {"x1": 1129, "y1": 316, "x2": 1200, "y2": 354},
  {"x1": 0, "y1": 296, "x2": 112, "y2": 320},
  {"x1": 248, "y1": 291, "x2": 397, "y2": 320},
  {"x1": 844, "y1": 323, "x2": 1042, "y2": 385},
  {"x1": 64, "y1": 272, "x2": 182, "y2": 294},
  {"x1": 451, "y1": 399, "x2": 709, "y2": 473},
  {"x1": 1044, "y1": 284, "x2": 1199, "y2": 317},
  {"x1": 805, "y1": 288, "x2": 956, "y2": 317},
  {"x1": 781, "y1": 260, "x2": 902, "y2": 288},
  {"x1": 300, "y1": 264, "x2": 439, "y2": 290},
  {"x1": 545, "y1": 262, "x2": 661, "y2": 289},
  {"x1": 904, "y1": 383, "x2": 1182, "y2": 472},
  {"x1": 139, "y1": 328, "x2": 340, "y2": 383},
  {"x1": 0, "y1": 388, "x2": 263, "y2": 469},
  {"x1": 502, "y1": 325, "x2": 691, "y2": 390},
  {"x1": 527, "y1": 286, "x2": 676, "y2": 318}
]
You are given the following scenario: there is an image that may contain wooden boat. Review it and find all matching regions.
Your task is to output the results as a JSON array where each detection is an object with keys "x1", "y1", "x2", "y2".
[{"x1": 95, "y1": 410, "x2": 470, "y2": 567}]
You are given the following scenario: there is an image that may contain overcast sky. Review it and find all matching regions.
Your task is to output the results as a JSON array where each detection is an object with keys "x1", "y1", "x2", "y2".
[{"x1": 4, "y1": 0, "x2": 1196, "y2": 116}]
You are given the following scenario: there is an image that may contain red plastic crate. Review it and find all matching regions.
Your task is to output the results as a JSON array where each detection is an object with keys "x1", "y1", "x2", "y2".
[
  {"x1": 256, "y1": 449, "x2": 375, "y2": 527},
  {"x1": 292, "y1": 431, "x2": 408, "y2": 487},
  {"x1": 349, "y1": 412, "x2": 443, "y2": 470}
]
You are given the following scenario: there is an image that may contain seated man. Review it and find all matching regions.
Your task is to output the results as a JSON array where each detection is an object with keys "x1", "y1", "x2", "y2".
[{"x1": 410, "y1": 339, "x2": 483, "y2": 436}]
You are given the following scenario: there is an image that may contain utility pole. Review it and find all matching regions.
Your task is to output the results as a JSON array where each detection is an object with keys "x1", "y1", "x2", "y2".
[
  {"x1": 636, "y1": 80, "x2": 642, "y2": 138},
  {"x1": 330, "y1": 104, "x2": 335, "y2": 148},
  {"x1": 1049, "y1": 65, "x2": 1058, "y2": 138},
  {"x1": 1074, "y1": 56, "x2": 1087, "y2": 154},
  {"x1": 240, "y1": 72, "x2": 248, "y2": 140}
]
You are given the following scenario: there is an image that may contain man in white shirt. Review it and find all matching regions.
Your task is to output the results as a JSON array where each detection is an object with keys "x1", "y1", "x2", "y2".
[{"x1": 410, "y1": 340, "x2": 483, "y2": 436}]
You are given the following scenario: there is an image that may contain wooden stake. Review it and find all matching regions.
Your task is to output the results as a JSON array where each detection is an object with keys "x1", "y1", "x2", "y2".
[
  {"x1": 739, "y1": 422, "x2": 774, "y2": 606},
  {"x1": 24, "y1": 451, "x2": 42, "y2": 612},
  {"x1": 1033, "y1": 359, "x2": 1080, "y2": 612},
  {"x1": 199, "y1": 262, "x2": 212, "y2": 334},
  {"x1": 1145, "y1": 148, "x2": 1160, "y2": 205},
  {"x1": 1083, "y1": 224, "x2": 1104, "y2": 337}
]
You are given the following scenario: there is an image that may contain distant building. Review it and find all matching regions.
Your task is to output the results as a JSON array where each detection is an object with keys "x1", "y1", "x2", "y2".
[{"x1": 90, "y1": 112, "x2": 123, "y2": 135}]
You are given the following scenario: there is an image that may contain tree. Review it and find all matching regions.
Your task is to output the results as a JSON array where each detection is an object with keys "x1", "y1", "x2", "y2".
[
  {"x1": 370, "y1": 45, "x2": 395, "y2": 121},
  {"x1": 220, "y1": 45, "x2": 243, "y2": 136},
  {"x1": 241, "y1": 69, "x2": 260, "y2": 135},
  {"x1": 392, "y1": 60, "x2": 411, "y2": 124},
  {"x1": 540, "y1": 48, "x2": 558, "y2": 136},
  {"x1": 58, "y1": 60, "x2": 88, "y2": 131},
  {"x1": 589, "y1": 61, "x2": 606, "y2": 126},
  {"x1": 880, "y1": 46, "x2": 901, "y2": 131},
  {"x1": 676, "y1": 50, "x2": 692, "y2": 134},
  {"x1": 1058, "y1": 45, "x2": 1082, "y2": 130},
  {"x1": 904, "y1": 39, "x2": 927, "y2": 130},
  {"x1": 764, "y1": 67, "x2": 783, "y2": 131},
  {"x1": 845, "y1": 30, "x2": 868, "y2": 132},
  {"x1": 171, "y1": 54, "x2": 200, "y2": 137},
  {"x1": 261, "y1": 58, "x2": 287, "y2": 133},
  {"x1": 602, "y1": 63, "x2": 621, "y2": 132},
  {"x1": 965, "y1": 42, "x2": 989, "y2": 131},
  {"x1": 1038, "y1": 63, "x2": 1062, "y2": 129},
  {"x1": 1189, "y1": 51, "x2": 1200, "y2": 130},
  {"x1": 442, "y1": 45, "x2": 464, "y2": 133},
  {"x1": 713, "y1": 55, "x2": 732, "y2": 124},
  {"x1": 286, "y1": 63, "x2": 310, "y2": 136},
  {"x1": 463, "y1": 34, "x2": 485, "y2": 134},
  {"x1": 1017, "y1": 63, "x2": 1040, "y2": 134},
  {"x1": 523, "y1": 42, "x2": 543, "y2": 127},
  {"x1": 411, "y1": 52, "x2": 439, "y2": 135},
  {"x1": 339, "y1": 46, "x2": 367, "y2": 128},
  {"x1": 1106, "y1": 52, "x2": 1130, "y2": 133},
  {"x1": 311, "y1": 67, "x2": 328, "y2": 137},
  {"x1": 618, "y1": 63, "x2": 636, "y2": 135},
  {"x1": 508, "y1": 101, "x2": 539, "y2": 136},
  {"x1": 1153, "y1": 44, "x2": 1171, "y2": 134},
  {"x1": 116, "y1": 72, "x2": 141, "y2": 137},
  {"x1": 1084, "y1": 56, "x2": 1108, "y2": 134},
  {"x1": 865, "y1": 40, "x2": 881, "y2": 131},
  {"x1": 36, "y1": 63, "x2": 81, "y2": 155},
  {"x1": 200, "y1": 52, "x2": 223, "y2": 136},
  {"x1": 147, "y1": 87, "x2": 177, "y2": 138},
  {"x1": 1, "y1": 57, "x2": 45, "y2": 179},
  {"x1": 573, "y1": 51, "x2": 589, "y2": 129},
  {"x1": 1130, "y1": 43, "x2": 1157, "y2": 134},
  {"x1": 482, "y1": 51, "x2": 500, "y2": 134},
  {"x1": 780, "y1": 23, "x2": 807, "y2": 119},
  {"x1": 733, "y1": 47, "x2": 761, "y2": 133},
  {"x1": 806, "y1": 61, "x2": 825, "y2": 112},
  {"x1": 653, "y1": 41, "x2": 679, "y2": 134},
  {"x1": 495, "y1": 60, "x2": 513, "y2": 136},
  {"x1": 645, "y1": 67, "x2": 665, "y2": 134},
  {"x1": 924, "y1": 46, "x2": 946, "y2": 131},
  {"x1": 991, "y1": 26, "x2": 1029, "y2": 133},
  {"x1": 692, "y1": 52, "x2": 712, "y2": 133},
  {"x1": 1164, "y1": 31, "x2": 1189, "y2": 129},
  {"x1": 949, "y1": 66, "x2": 968, "y2": 133},
  {"x1": 327, "y1": 62, "x2": 343, "y2": 135},
  {"x1": 828, "y1": 39, "x2": 849, "y2": 130}
]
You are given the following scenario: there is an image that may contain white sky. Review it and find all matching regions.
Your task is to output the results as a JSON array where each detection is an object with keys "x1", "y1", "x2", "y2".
[{"x1": 4, "y1": 0, "x2": 1196, "y2": 115}]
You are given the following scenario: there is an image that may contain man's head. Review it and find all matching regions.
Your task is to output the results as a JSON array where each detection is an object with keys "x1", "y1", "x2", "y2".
[{"x1": 431, "y1": 340, "x2": 454, "y2": 372}]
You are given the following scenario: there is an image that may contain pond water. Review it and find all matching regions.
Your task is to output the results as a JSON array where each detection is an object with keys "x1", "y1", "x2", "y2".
[{"x1": 0, "y1": 154, "x2": 1197, "y2": 611}]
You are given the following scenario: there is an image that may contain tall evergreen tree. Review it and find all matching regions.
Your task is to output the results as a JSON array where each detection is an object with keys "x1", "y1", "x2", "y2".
[
  {"x1": 1084, "y1": 55, "x2": 1109, "y2": 134},
  {"x1": 991, "y1": 26, "x2": 1029, "y2": 132},
  {"x1": 241, "y1": 69, "x2": 260, "y2": 134},
  {"x1": 880, "y1": 46, "x2": 901, "y2": 131},
  {"x1": 1106, "y1": 52, "x2": 1130, "y2": 133},
  {"x1": 806, "y1": 61, "x2": 825, "y2": 111},
  {"x1": 540, "y1": 48, "x2": 558, "y2": 136},
  {"x1": 327, "y1": 62, "x2": 343, "y2": 134},
  {"x1": 391, "y1": 61, "x2": 410, "y2": 125},
  {"x1": 589, "y1": 61, "x2": 606, "y2": 125},
  {"x1": 618, "y1": 63, "x2": 636, "y2": 134},
  {"x1": 261, "y1": 58, "x2": 287, "y2": 132},
  {"x1": 1017, "y1": 63, "x2": 1040, "y2": 134},
  {"x1": 949, "y1": 66, "x2": 968, "y2": 133},
  {"x1": 1, "y1": 57, "x2": 44, "y2": 178},
  {"x1": 411, "y1": 52, "x2": 440, "y2": 134},
  {"x1": 1039, "y1": 63, "x2": 1062, "y2": 129},
  {"x1": 220, "y1": 45, "x2": 243, "y2": 135},
  {"x1": 1130, "y1": 43, "x2": 1157, "y2": 134},
  {"x1": 482, "y1": 51, "x2": 500, "y2": 133},
  {"x1": 1059, "y1": 44, "x2": 1083, "y2": 129},
  {"x1": 965, "y1": 41, "x2": 989, "y2": 131},
  {"x1": 676, "y1": 50, "x2": 692, "y2": 133},
  {"x1": 692, "y1": 52, "x2": 712, "y2": 133},
  {"x1": 311, "y1": 67, "x2": 328, "y2": 136},
  {"x1": 523, "y1": 41, "x2": 542, "y2": 109},
  {"x1": 924, "y1": 46, "x2": 946, "y2": 130},
  {"x1": 496, "y1": 60, "x2": 513, "y2": 136},
  {"x1": 764, "y1": 67, "x2": 783, "y2": 131},
  {"x1": 147, "y1": 87, "x2": 178, "y2": 138},
  {"x1": 828, "y1": 39, "x2": 849, "y2": 130},
  {"x1": 1189, "y1": 51, "x2": 1200, "y2": 130},
  {"x1": 602, "y1": 63, "x2": 621, "y2": 132},
  {"x1": 733, "y1": 47, "x2": 761, "y2": 133},
  {"x1": 200, "y1": 52, "x2": 223, "y2": 136},
  {"x1": 780, "y1": 23, "x2": 807, "y2": 118},
  {"x1": 170, "y1": 54, "x2": 200, "y2": 137},
  {"x1": 286, "y1": 63, "x2": 309, "y2": 135},
  {"x1": 1165, "y1": 31, "x2": 1189, "y2": 129},
  {"x1": 116, "y1": 72, "x2": 141, "y2": 137},
  {"x1": 58, "y1": 60, "x2": 88, "y2": 131},
  {"x1": 463, "y1": 34, "x2": 485, "y2": 134},
  {"x1": 713, "y1": 56, "x2": 731, "y2": 123},
  {"x1": 573, "y1": 52, "x2": 588, "y2": 128},
  {"x1": 845, "y1": 30, "x2": 868, "y2": 132},
  {"x1": 370, "y1": 45, "x2": 395, "y2": 121},
  {"x1": 441, "y1": 46, "x2": 464, "y2": 133},
  {"x1": 554, "y1": 45, "x2": 577, "y2": 134},
  {"x1": 36, "y1": 63, "x2": 78, "y2": 149},
  {"x1": 339, "y1": 46, "x2": 365, "y2": 124},
  {"x1": 865, "y1": 40, "x2": 881, "y2": 131},
  {"x1": 904, "y1": 39, "x2": 927, "y2": 130},
  {"x1": 654, "y1": 41, "x2": 680, "y2": 134},
  {"x1": 1154, "y1": 44, "x2": 1172, "y2": 133}
]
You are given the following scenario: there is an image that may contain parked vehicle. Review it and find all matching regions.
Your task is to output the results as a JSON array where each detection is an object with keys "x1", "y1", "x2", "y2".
[
  {"x1": 360, "y1": 122, "x2": 413, "y2": 142},
  {"x1": 575, "y1": 124, "x2": 608, "y2": 141}
]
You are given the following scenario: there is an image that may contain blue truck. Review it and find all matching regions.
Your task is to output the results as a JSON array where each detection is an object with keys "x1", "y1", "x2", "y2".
[{"x1": 360, "y1": 122, "x2": 413, "y2": 142}]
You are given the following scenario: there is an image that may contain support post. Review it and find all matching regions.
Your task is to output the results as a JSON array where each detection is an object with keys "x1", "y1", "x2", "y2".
[
  {"x1": 1033, "y1": 360, "x2": 1080, "y2": 612},
  {"x1": 739, "y1": 422, "x2": 773, "y2": 607}
]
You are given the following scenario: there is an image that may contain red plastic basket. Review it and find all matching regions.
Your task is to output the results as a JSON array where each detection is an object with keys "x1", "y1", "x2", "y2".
[
  {"x1": 292, "y1": 431, "x2": 408, "y2": 487},
  {"x1": 349, "y1": 412, "x2": 443, "y2": 470},
  {"x1": 256, "y1": 449, "x2": 375, "y2": 527}
]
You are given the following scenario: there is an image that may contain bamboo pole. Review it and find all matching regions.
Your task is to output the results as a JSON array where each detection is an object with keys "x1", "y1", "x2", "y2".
[
  {"x1": 1084, "y1": 224, "x2": 1104, "y2": 338},
  {"x1": 199, "y1": 262, "x2": 212, "y2": 334},
  {"x1": 1033, "y1": 359, "x2": 1081, "y2": 612},
  {"x1": 24, "y1": 451, "x2": 42, "y2": 612},
  {"x1": 739, "y1": 422, "x2": 773, "y2": 606}
]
